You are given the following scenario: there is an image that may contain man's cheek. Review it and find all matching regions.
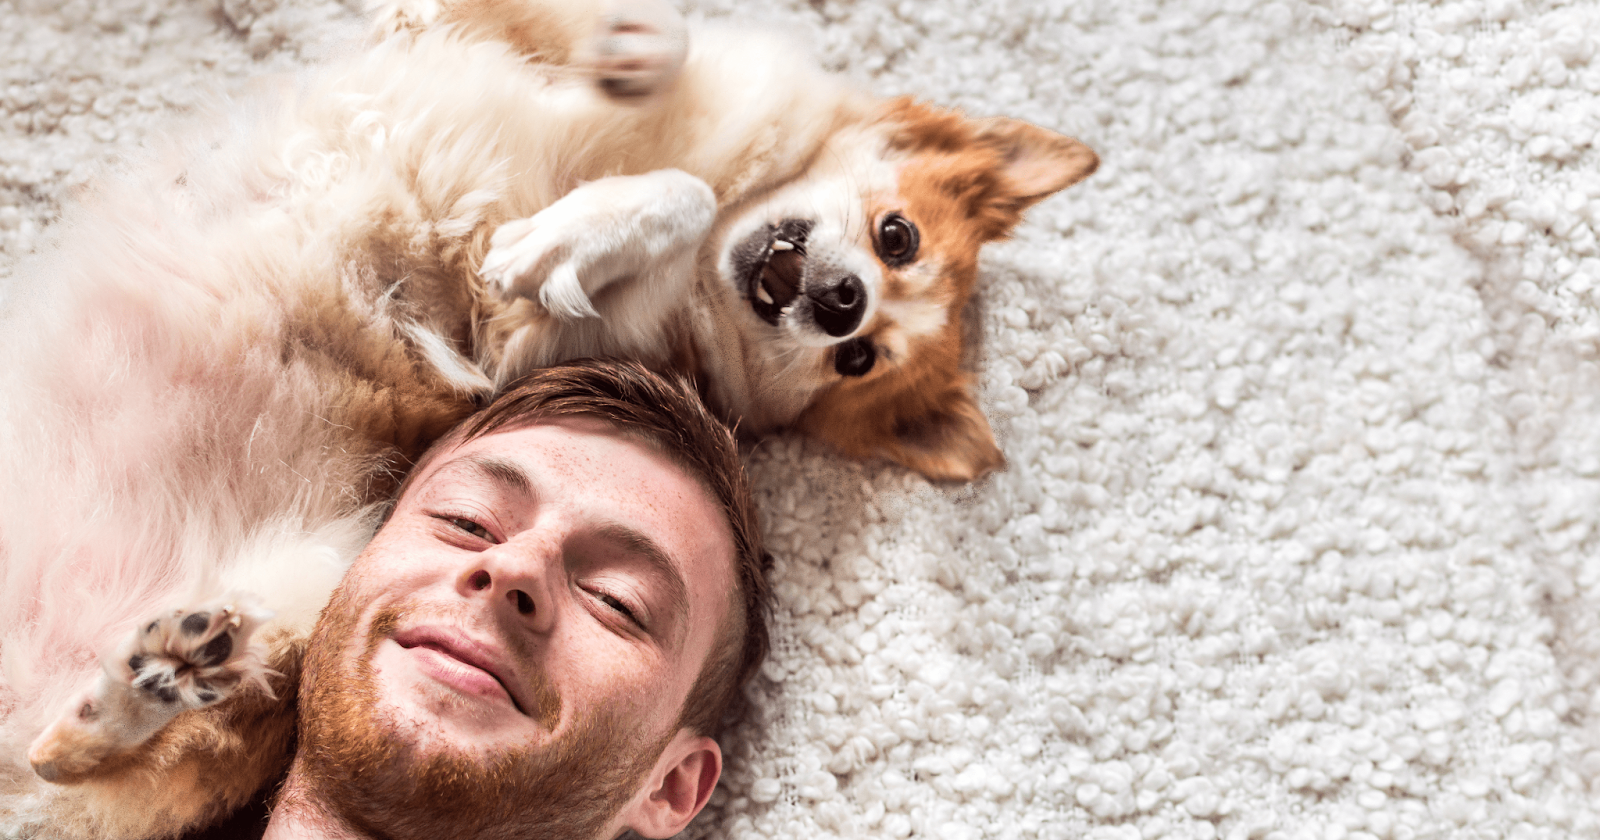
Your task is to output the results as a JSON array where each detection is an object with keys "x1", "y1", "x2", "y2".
[
  {"x1": 366, "y1": 641, "x2": 439, "y2": 722},
  {"x1": 517, "y1": 662, "x2": 563, "y2": 731}
]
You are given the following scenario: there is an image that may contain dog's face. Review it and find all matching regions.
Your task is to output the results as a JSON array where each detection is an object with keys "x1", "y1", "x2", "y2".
[{"x1": 715, "y1": 99, "x2": 1098, "y2": 481}]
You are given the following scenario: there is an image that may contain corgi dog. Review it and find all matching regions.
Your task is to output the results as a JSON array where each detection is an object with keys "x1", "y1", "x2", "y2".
[{"x1": 0, "y1": 0, "x2": 1096, "y2": 835}]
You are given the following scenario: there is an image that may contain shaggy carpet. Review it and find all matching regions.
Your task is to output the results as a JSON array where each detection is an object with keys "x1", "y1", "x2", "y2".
[{"x1": 4, "y1": 0, "x2": 1600, "y2": 838}]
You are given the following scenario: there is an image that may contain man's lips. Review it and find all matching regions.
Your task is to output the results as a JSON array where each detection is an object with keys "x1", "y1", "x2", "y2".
[{"x1": 392, "y1": 626, "x2": 527, "y2": 715}]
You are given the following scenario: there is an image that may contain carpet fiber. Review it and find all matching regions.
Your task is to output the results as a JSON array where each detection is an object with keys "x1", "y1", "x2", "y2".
[{"x1": 3, "y1": 0, "x2": 1599, "y2": 838}]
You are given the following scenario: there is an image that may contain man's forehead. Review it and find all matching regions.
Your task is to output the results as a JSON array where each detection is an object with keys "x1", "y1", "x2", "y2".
[{"x1": 425, "y1": 417, "x2": 681, "y2": 497}]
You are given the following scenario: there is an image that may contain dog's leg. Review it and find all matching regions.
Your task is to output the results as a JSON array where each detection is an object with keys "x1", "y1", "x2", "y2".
[
  {"x1": 365, "y1": 0, "x2": 445, "y2": 37},
  {"x1": 480, "y1": 168, "x2": 715, "y2": 319},
  {"x1": 368, "y1": 0, "x2": 687, "y2": 100},
  {"x1": 27, "y1": 595, "x2": 275, "y2": 784},
  {"x1": 578, "y1": 0, "x2": 688, "y2": 99}
]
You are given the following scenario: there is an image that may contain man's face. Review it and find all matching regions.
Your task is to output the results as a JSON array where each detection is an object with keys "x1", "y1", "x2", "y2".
[{"x1": 296, "y1": 418, "x2": 736, "y2": 840}]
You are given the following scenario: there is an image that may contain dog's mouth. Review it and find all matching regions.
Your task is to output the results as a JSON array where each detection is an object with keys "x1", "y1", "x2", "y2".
[{"x1": 736, "y1": 219, "x2": 812, "y2": 326}]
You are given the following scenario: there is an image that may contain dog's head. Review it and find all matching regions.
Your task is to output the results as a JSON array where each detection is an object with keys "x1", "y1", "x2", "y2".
[{"x1": 716, "y1": 98, "x2": 1097, "y2": 481}]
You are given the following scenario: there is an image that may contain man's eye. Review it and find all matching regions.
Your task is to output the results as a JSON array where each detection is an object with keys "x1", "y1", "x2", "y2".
[
  {"x1": 594, "y1": 590, "x2": 642, "y2": 628},
  {"x1": 448, "y1": 517, "x2": 493, "y2": 541}
]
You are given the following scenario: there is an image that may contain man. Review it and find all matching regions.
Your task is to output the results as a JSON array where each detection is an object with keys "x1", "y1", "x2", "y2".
[{"x1": 245, "y1": 360, "x2": 770, "y2": 839}]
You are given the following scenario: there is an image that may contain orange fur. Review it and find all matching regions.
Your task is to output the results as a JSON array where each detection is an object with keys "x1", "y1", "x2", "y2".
[{"x1": 797, "y1": 101, "x2": 1098, "y2": 480}]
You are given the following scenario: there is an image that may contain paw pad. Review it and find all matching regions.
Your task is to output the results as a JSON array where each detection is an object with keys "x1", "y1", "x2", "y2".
[{"x1": 123, "y1": 599, "x2": 274, "y2": 710}]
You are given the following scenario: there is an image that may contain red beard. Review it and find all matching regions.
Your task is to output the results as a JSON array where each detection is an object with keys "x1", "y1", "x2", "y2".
[{"x1": 295, "y1": 575, "x2": 670, "y2": 840}]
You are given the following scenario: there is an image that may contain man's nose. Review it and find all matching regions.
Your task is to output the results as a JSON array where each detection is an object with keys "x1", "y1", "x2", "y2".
[{"x1": 456, "y1": 539, "x2": 560, "y2": 632}]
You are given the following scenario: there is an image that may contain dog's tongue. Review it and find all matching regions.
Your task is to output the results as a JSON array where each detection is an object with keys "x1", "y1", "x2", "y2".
[{"x1": 760, "y1": 249, "x2": 803, "y2": 308}]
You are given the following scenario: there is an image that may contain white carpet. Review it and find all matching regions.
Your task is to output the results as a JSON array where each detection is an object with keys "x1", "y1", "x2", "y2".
[{"x1": 5, "y1": 0, "x2": 1600, "y2": 838}]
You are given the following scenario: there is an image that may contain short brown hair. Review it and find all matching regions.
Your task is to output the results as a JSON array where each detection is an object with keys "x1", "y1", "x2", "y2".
[{"x1": 394, "y1": 359, "x2": 771, "y2": 737}]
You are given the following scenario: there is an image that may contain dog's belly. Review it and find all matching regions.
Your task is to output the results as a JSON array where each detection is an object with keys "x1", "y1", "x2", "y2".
[{"x1": 0, "y1": 115, "x2": 479, "y2": 836}]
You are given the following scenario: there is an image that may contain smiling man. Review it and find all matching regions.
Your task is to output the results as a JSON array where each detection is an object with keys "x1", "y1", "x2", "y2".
[{"x1": 259, "y1": 360, "x2": 770, "y2": 840}]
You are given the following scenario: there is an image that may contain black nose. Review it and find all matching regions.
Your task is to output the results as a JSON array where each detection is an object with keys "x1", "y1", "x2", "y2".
[{"x1": 807, "y1": 274, "x2": 867, "y2": 337}]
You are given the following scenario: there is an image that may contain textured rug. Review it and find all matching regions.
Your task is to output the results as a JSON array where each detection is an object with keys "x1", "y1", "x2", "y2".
[{"x1": 4, "y1": 0, "x2": 1600, "y2": 838}]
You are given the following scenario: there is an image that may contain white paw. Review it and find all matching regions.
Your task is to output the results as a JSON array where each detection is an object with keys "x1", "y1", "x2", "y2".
[
  {"x1": 538, "y1": 263, "x2": 603, "y2": 320},
  {"x1": 480, "y1": 170, "x2": 717, "y2": 321},
  {"x1": 583, "y1": 0, "x2": 688, "y2": 99},
  {"x1": 481, "y1": 214, "x2": 603, "y2": 320}
]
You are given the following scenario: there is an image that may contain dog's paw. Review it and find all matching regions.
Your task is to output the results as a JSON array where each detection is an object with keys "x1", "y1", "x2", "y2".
[
  {"x1": 28, "y1": 595, "x2": 276, "y2": 784},
  {"x1": 583, "y1": 0, "x2": 688, "y2": 100},
  {"x1": 124, "y1": 598, "x2": 276, "y2": 709},
  {"x1": 481, "y1": 169, "x2": 716, "y2": 320},
  {"x1": 365, "y1": 0, "x2": 443, "y2": 38},
  {"x1": 482, "y1": 215, "x2": 604, "y2": 320}
]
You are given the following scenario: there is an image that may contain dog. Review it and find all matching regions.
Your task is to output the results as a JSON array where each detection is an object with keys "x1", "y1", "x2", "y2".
[{"x1": 0, "y1": 0, "x2": 1096, "y2": 835}]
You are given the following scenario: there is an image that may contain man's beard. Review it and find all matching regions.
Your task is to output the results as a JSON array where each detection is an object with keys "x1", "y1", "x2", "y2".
[{"x1": 295, "y1": 579, "x2": 671, "y2": 840}]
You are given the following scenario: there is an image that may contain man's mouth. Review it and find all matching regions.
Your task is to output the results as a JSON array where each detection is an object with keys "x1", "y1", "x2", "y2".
[
  {"x1": 394, "y1": 627, "x2": 526, "y2": 715},
  {"x1": 739, "y1": 219, "x2": 812, "y2": 325}
]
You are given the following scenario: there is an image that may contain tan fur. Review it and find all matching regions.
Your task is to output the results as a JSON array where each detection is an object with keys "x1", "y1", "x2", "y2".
[
  {"x1": 28, "y1": 636, "x2": 301, "y2": 839},
  {"x1": 426, "y1": 0, "x2": 593, "y2": 59}
]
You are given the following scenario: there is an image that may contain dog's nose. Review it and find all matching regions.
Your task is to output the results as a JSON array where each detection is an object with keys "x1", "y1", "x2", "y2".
[
  {"x1": 807, "y1": 274, "x2": 867, "y2": 337},
  {"x1": 31, "y1": 760, "x2": 60, "y2": 783}
]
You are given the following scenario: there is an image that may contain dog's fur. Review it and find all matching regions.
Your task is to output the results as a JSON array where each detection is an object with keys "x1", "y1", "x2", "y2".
[{"x1": 0, "y1": 0, "x2": 1095, "y2": 835}]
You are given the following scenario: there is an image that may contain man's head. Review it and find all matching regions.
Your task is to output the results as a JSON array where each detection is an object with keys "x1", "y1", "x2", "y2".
[{"x1": 290, "y1": 360, "x2": 770, "y2": 840}]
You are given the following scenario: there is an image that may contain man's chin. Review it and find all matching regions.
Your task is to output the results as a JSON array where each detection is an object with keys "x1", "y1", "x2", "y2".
[
  {"x1": 298, "y1": 687, "x2": 657, "y2": 840},
  {"x1": 296, "y1": 591, "x2": 665, "y2": 840}
]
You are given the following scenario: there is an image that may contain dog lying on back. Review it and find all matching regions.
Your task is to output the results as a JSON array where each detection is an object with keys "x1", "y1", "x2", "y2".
[{"x1": 0, "y1": 0, "x2": 1096, "y2": 835}]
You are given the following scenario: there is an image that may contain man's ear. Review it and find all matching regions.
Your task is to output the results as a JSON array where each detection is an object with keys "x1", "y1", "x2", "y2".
[{"x1": 623, "y1": 729, "x2": 722, "y2": 839}]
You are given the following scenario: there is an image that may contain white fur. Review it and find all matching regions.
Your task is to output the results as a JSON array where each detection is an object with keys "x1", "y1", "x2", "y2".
[
  {"x1": 482, "y1": 169, "x2": 716, "y2": 321},
  {"x1": 716, "y1": 125, "x2": 903, "y2": 348}
]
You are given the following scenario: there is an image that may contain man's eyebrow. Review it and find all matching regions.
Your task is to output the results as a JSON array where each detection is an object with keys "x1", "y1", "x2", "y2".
[
  {"x1": 592, "y1": 522, "x2": 691, "y2": 642},
  {"x1": 455, "y1": 454, "x2": 536, "y2": 499}
]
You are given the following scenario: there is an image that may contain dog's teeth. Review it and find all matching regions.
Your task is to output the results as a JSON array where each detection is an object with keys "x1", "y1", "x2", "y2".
[
  {"x1": 755, "y1": 283, "x2": 774, "y2": 305},
  {"x1": 771, "y1": 239, "x2": 795, "y2": 251}
]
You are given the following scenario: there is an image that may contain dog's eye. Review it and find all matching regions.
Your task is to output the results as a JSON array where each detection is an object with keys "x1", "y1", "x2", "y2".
[{"x1": 876, "y1": 214, "x2": 919, "y2": 266}]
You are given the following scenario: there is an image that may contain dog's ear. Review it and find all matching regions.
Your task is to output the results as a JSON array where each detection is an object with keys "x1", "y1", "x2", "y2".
[
  {"x1": 953, "y1": 118, "x2": 1094, "y2": 241},
  {"x1": 884, "y1": 100, "x2": 1096, "y2": 236},
  {"x1": 802, "y1": 378, "x2": 1004, "y2": 483},
  {"x1": 978, "y1": 117, "x2": 1099, "y2": 205},
  {"x1": 976, "y1": 117, "x2": 1098, "y2": 222},
  {"x1": 879, "y1": 386, "x2": 1005, "y2": 482}
]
